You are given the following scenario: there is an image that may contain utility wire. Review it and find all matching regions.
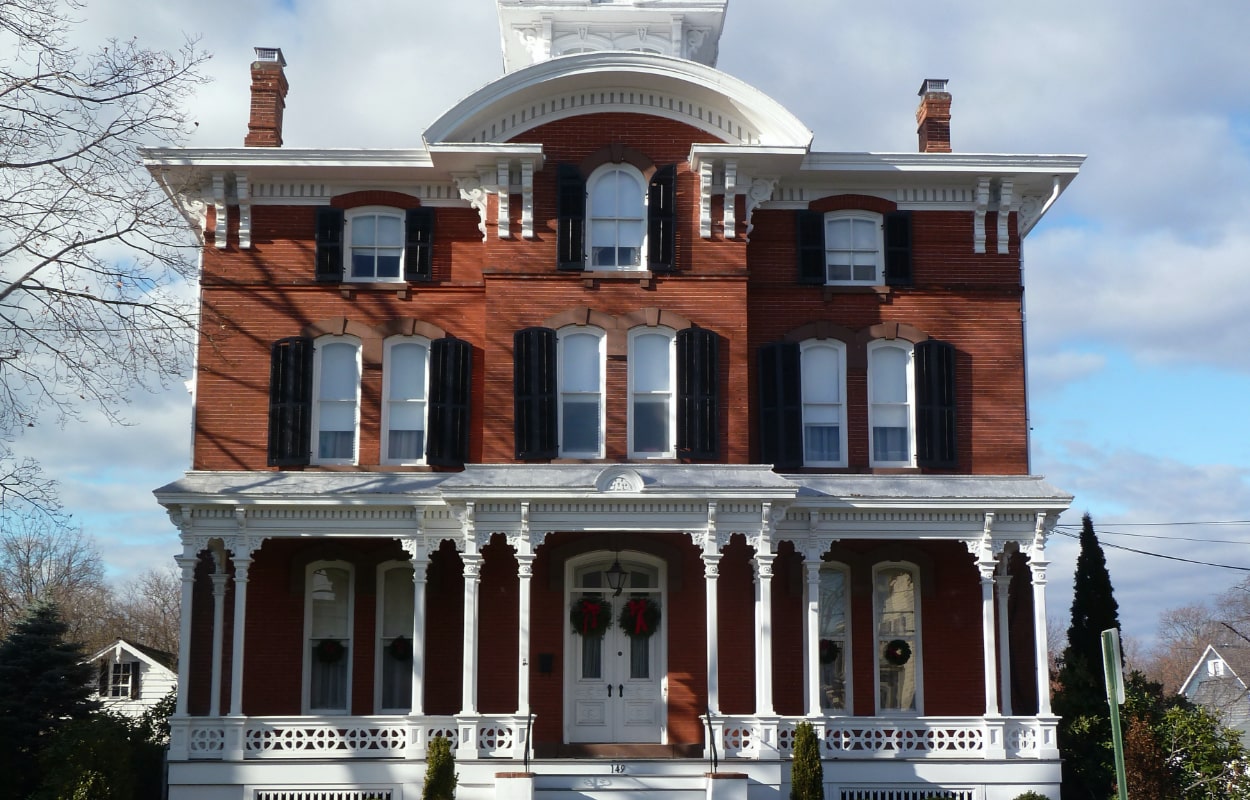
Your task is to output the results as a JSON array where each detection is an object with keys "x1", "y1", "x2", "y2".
[{"x1": 1052, "y1": 528, "x2": 1250, "y2": 572}]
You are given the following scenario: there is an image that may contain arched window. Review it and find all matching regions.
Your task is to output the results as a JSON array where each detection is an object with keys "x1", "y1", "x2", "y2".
[
  {"x1": 868, "y1": 340, "x2": 914, "y2": 467},
  {"x1": 376, "y1": 562, "x2": 415, "y2": 713},
  {"x1": 346, "y1": 207, "x2": 404, "y2": 280},
  {"x1": 818, "y1": 564, "x2": 851, "y2": 713},
  {"x1": 312, "y1": 337, "x2": 361, "y2": 465},
  {"x1": 824, "y1": 211, "x2": 883, "y2": 285},
  {"x1": 587, "y1": 164, "x2": 646, "y2": 270},
  {"x1": 801, "y1": 340, "x2": 847, "y2": 467},
  {"x1": 558, "y1": 327, "x2": 606, "y2": 457},
  {"x1": 628, "y1": 327, "x2": 676, "y2": 458},
  {"x1": 304, "y1": 561, "x2": 354, "y2": 714},
  {"x1": 874, "y1": 562, "x2": 921, "y2": 713},
  {"x1": 382, "y1": 336, "x2": 430, "y2": 464}
]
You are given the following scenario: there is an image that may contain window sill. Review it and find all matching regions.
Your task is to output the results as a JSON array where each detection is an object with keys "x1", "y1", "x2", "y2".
[
  {"x1": 338, "y1": 282, "x2": 412, "y2": 300},
  {"x1": 823, "y1": 285, "x2": 891, "y2": 302}
]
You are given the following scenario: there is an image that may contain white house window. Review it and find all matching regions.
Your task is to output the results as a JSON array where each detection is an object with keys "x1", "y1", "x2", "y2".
[
  {"x1": 1209, "y1": 658, "x2": 1226, "y2": 677},
  {"x1": 377, "y1": 563, "x2": 415, "y2": 713},
  {"x1": 312, "y1": 337, "x2": 361, "y2": 464},
  {"x1": 382, "y1": 337, "x2": 429, "y2": 464},
  {"x1": 628, "y1": 328, "x2": 675, "y2": 458},
  {"x1": 305, "y1": 562, "x2": 353, "y2": 714},
  {"x1": 558, "y1": 327, "x2": 605, "y2": 457},
  {"x1": 110, "y1": 662, "x2": 135, "y2": 698},
  {"x1": 587, "y1": 164, "x2": 646, "y2": 270},
  {"x1": 801, "y1": 340, "x2": 847, "y2": 467},
  {"x1": 874, "y1": 563, "x2": 920, "y2": 713},
  {"x1": 819, "y1": 565, "x2": 851, "y2": 712},
  {"x1": 347, "y1": 207, "x2": 404, "y2": 281},
  {"x1": 868, "y1": 341, "x2": 914, "y2": 467},
  {"x1": 825, "y1": 211, "x2": 882, "y2": 285}
]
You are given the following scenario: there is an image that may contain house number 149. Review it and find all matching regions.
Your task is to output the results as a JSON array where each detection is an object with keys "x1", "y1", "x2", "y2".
[{"x1": 611, "y1": 763, "x2": 628, "y2": 774}]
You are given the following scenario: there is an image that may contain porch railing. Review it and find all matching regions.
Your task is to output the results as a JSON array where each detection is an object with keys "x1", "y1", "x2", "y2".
[{"x1": 168, "y1": 714, "x2": 528, "y2": 761}]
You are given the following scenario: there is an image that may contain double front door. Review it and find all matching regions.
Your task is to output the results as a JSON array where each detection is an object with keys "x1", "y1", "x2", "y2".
[{"x1": 565, "y1": 552, "x2": 665, "y2": 743}]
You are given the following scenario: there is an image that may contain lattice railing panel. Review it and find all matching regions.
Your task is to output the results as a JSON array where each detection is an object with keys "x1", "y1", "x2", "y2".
[
  {"x1": 840, "y1": 789, "x2": 976, "y2": 800},
  {"x1": 825, "y1": 724, "x2": 986, "y2": 756},
  {"x1": 246, "y1": 723, "x2": 409, "y2": 757},
  {"x1": 255, "y1": 791, "x2": 393, "y2": 800}
]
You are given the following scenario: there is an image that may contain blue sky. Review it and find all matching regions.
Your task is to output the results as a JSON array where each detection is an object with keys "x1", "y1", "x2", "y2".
[{"x1": 13, "y1": 0, "x2": 1250, "y2": 656}]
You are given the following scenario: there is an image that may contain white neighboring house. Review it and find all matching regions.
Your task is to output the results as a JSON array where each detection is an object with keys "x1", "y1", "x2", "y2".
[
  {"x1": 86, "y1": 639, "x2": 177, "y2": 718},
  {"x1": 1180, "y1": 644, "x2": 1250, "y2": 747}
]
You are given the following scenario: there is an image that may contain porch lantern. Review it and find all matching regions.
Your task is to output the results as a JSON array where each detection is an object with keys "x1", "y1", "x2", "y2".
[{"x1": 605, "y1": 555, "x2": 627, "y2": 596}]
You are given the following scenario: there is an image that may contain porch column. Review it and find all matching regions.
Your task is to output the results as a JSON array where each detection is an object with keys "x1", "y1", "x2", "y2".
[
  {"x1": 996, "y1": 559, "x2": 1014, "y2": 716},
  {"x1": 210, "y1": 552, "x2": 229, "y2": 716},
  {"x1": 703, "y1": 552, "x2": 722, "y2": 715},
  {"x1": 517, "y1": 554, "x2": 535, "y2": 716},
  {"x1": 229, "y1": 551, "x2": 252, "y2": 717},
  {"x1": 460, "y1": 553, "x2": 483, "y2": 716},
  {"x1": 405, "y1": 539, "x2": 429, "y2": 717},
  {"x1": 754, "y1": 552, "x2": 776, "y2": 717},
  {"x1": 174, "y1": 548, "x2": 197, "y2": 717},
  {"x1": 804, "y1": 558, "x2": 822, "y2": 717},
  {"x1": 1030, "y1": 549, "x2": 1053, "y2": 716},
  {"x1": 978, "y1": 562, "x2": 999, "y2": 717}
]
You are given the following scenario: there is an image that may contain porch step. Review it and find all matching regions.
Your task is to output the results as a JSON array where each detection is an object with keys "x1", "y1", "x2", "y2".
[{"x1": 533, "y1": 771, "x2": 706, "y2": 799}]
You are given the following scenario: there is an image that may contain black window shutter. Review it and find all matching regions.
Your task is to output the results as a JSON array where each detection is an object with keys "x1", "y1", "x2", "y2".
[
  {"x1": 916, "y1": 339, "x2": 957, "y2": 468},
  {"x1": 884, "y1": 211, "x2": 913, "y2": 287},
  {"x1": 97, "y1": 662, "x2": 108, "y2": 696},
  {"x1": 757, "y1": 341, "x2": 803, "y2": 469},
  {"x1": 648, "y1": 164, "x2": 677, "y2": 272},
  {"x1": 427, "y1": 337, "x2": 472, "y2": 467},
  {"x1": 404, "y1": 207, "x2": 435, "y2": 282},
  {"x1": 130, "y1": 663, "x2": 141, "y2": 699},
  {"x1": 676, "y1": 327, "x2": 718, "y2": 460},
  {"x1": 796, "y1": 210, "x2": 826, "y2": 285},
  {"x1": 556, "y1": 164, "x2": 586, "y2": 271},
  {"x1": 513, "y1": 327, "x2": 558, "y2": 460},
  {"x1": 268, "y1": 336, "x2": 314, "y2": 467},
  {"x1": 314, "y1": 207, "x2": 345, "y2": 282}
]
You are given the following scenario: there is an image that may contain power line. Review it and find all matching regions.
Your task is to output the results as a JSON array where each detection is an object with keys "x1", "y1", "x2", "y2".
[
  {"x1": 1052, "y1": 529, "x2": 1250, "y2": 572},
  {"x1": 1055, "y1": 519, "x2": 1250, "y2": 528},
  {"x1": 1055, "y1": 527, "x2": 1250, "y2": 546}
]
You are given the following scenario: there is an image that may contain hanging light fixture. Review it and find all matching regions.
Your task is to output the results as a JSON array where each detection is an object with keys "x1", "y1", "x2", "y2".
[{"x1": 605, "y1": 554, "x2": 627, "y2": 596}]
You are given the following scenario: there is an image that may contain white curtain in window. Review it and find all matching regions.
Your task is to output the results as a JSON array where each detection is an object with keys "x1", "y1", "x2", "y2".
[
  {"x1": 560, "y1": 332, "x2": 602, "y2": 455},
  {"x1": 386, "y1": 341, "x2": 428, "y2": 461},
  {"x1": 309, "y1": 566, "x2": 351, "y2": 712},
  {"x1": 631, "y1": 332, "x2": 672, "y2": 455}
]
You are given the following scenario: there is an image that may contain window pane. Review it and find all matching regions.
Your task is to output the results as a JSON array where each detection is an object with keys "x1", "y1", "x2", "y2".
[
  {"x1": 382, "y1": 568, "x2": 415, "y2": 637},
  {"x1": 820, "y1": 570, "x2": 847, "y2": 711},
  {"x1": 376, "y1": 251, "x2": 401, "y2": 278},
  {"x1": 388, "y1": 430, "x2": 424, "y2": 460},
  {"x1": 871, "y1": 348, "x2": 907, "y2": 402},
  {"x1": 806, "y1": 425, "x2": 841, "y2": 462},
  {"x1": 389, "y1": 343, "x2": 428, "y2": 399},
  {"x1": 876, "y1": 568, "x2": 917, "y2": 712},
  {"x1": 617, "y1": 173, "x2": 643, "y2": 213},
  {"x1": 591, "y1": 173, "x2": 621, "y2": 215},
  {"x1": 851, "y1": 218, "x2": 876, "y2": 249},
  {"x1": 590, "y1": 219, "x2": 617, "y2": 249},
  {"x1": 310, "y1": 568, "x2": 351, "y2": 638},
  {"x1": 562, "y1": 334, "x2": 600, "y2": 391},
  {"x1": 802, "y1": 347, "x2": 841, "y2": 402},
  {"x1": 351, "y1": 215, "x2": 377, "y2": 246},
  {"x1": 633, "y1": 399, "x2": 669, "y2": 453},
  {"x1": 618, "y1": 219, "x2": 644, "y2": 248},
  {"x1": 320, "y1": 344, "x2": 359, "y2": 397},
  {"x1": 311, "y1": 655, "x2": 348, "y2": 711},
  {"x1": 826, "y1": 218, "x2": 852, "y2": 249},
  {"x1": 633, "y1": 334, "x2": 670, "y2": 391},
  {"x1": 351, "y1": 251, "x2": 377, "y2": 277},
  {"x1": 319, "y1": 430, "x2": 355, "y2": 460},
  {"x1": 376, "y1": 215, "x2": 403, "y2": 246},
  {"x1": 873, "y1": 426, "x2": 908, "y2": 463},
  {"x1": 563, "y1": 399, "x2": 600, "y2": 453}
]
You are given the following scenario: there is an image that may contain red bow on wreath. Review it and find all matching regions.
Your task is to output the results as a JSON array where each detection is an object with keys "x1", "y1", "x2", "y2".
[
  {"x1": 580, "y1": 600, "x2": 602, "y2": 634},
  {"x1": 626, "y1": 599, "x2": 651, "y2": 635}
]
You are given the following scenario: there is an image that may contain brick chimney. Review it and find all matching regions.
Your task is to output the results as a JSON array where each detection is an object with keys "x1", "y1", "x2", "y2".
[
  {"x1": 916, "y1": 78, "x2": 951, "y2": 153},
  {"x1": 245, "y1": 47, "x2": 288, "y2": 147}
]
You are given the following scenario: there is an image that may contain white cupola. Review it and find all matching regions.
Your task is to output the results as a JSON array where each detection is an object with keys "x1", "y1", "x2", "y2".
[{"x1": 496, "y1": 0, "x2": 729, "y2": 72}]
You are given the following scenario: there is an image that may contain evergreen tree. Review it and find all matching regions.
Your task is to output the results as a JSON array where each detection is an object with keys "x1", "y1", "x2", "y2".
[
  {"x1": 1053, "y1": 513, "x2": 1122, "y2": 800},
  {"x1": 422, "y1": 735, "x2": 458, "y2": 800},
  {"x1": 0, "y1": 600, "x2": 99, "y2": 798},
  {"x1": 789, "y1": 721, "x2": 825, "y2": 800}
]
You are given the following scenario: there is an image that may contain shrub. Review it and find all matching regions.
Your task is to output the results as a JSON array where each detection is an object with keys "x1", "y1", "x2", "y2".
[
  {"x1": 790, "y1": 722, "x2": 823, "y2": 800},
  {"x1": 1013, "y1": 793, "x2": 1051, "y2": 800},
  {"x1": 423, "y1": 736, "x2": 458, "y2": 800}
]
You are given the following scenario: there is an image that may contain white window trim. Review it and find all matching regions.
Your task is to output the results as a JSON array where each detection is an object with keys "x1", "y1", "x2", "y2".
[
  {"x1": 800, "y1": 339, "x2": 848, "y2": 468},
  {"x1": 345, "y1": 206, "x2": 406, "y2": 283},
  {"x1": 817, "y1": 563, "x2": 853, "y2": 715},
  {"x1": 557, "y1": 326, "x2": 606, "y2": 458},
  {"x1": 872, "y1": 561, "x2": 923, "y2": 716},
  {"x1": 375, "y1": 560, "x2": 415, "y2": 714},
  {"x1": 824, "y1": 210, "x2": 884, "y2": 286},
  {"x1": 585, "y1": 163, "x2": 648, "y2": 272},
  {"x1": 109, "y1": 661, "x2": 135, "y2": 699},
  {"x1": 381, "y1": 336, "x2": 430, "y2": 466},
  {"x1": 627, "y1": 326, "x2": 676, "y2": 459},
  {"x1": 302, "y1": 561, "x2": 355, "y2": 715},
  {"x1": 867, "y1": 339, "x2": 915, "y2": 468},
  {"x1": 311, "y1": 336, "x2": 362, "y2": 466}
]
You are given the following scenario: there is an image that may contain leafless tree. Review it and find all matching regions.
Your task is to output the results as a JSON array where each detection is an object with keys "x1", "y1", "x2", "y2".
[
  {"x1": 111, "y1": 564, "x2": 181, "y2": 655},
  {"x1": 0, "y1": 0, "x2": 210, "y2": 514}
]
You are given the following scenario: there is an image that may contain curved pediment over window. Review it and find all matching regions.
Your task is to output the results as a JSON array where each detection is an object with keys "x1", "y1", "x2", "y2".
[
  {"x1": 425, "y1": 52, "x2": 812, "y2": 149},
  {"x1": 596, "y1": 466, "x2": 645, "y2": 494}
]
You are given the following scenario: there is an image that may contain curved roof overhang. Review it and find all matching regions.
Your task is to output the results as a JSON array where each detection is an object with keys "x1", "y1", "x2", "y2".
[{"x1": 424, "y1": 51, "x2": 813, "y2": 149}]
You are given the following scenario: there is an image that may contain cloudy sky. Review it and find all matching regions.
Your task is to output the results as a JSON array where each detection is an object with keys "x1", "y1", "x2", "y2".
[{"x1": 14, "y1": 0, "x2": 1250, "y2": 653}]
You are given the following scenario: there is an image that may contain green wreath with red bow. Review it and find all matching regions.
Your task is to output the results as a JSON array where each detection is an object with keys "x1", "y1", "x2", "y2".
[
  {"x1": 570, "y1": 597, "x2": 611, "y2": 637},
  {"x1": 618, "y1": 597, "x2": 661, "y2": 640}
]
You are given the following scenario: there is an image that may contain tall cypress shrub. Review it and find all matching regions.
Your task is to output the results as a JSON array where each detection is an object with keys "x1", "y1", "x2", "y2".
[
  {"x1": 422, "y1": 735, "x2": 458, "y2": 800},
  {"x1": 790, "y1": 721, "x2": 824, "y2": 800}
]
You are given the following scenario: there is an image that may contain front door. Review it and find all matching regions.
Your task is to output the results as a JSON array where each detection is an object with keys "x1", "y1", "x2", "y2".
[{"x1": 565, "y1": 552, "x2": 666, "y2": 743}]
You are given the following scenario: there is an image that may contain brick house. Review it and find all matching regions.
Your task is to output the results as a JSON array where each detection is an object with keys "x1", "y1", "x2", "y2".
[{"x1": 143, "y1": 2, "x2": 1082, "y2": 798}]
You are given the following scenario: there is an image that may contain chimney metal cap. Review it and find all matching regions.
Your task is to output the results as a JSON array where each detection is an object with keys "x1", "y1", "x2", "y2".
[
  {"x1": 918, "y1": 78, "x2": 949, "y2": 95},
  {"x1": 254, "y1": 47, "x2": 286, "y2": 67}
]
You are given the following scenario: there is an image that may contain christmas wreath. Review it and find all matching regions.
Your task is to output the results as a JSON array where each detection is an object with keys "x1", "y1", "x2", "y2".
[
  {"x1": 818, "y1": 639, "x2": 840, "y2": 664},
  {"x1": 570, "y1": 597, "x2": 611, "y2": 637},
  {"x1": 388, "y1": 636, "x2": 412, "y2": 661},
  {"x1": 619, "y1": 597, "x2": 661, "y2": 639},
  {"x1": 883, "y1": 639, "x2": 912, "y2": 666},
  {"x1": 314, "y1": 639, "x2": 346, "y2": 664}
]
